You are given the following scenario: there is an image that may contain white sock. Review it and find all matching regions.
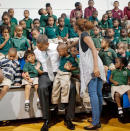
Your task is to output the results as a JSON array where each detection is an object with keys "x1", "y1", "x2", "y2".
[
  {"x1": 37, "y1": 98, "x2": 39, "y2": 102},
  {"x1": 118, "y1": 107, "x2": 123, "y2": 114},
  {"x1": 25, "y1": 100, "x2": 30, "y2": 103}
]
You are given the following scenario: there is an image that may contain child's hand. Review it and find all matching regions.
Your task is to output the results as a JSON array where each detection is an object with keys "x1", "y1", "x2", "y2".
[
  {"x1": 35, "y1": 62, "x2": 41, "y2": 70},
  {"x1": 64, "y1": 62, "x2": 72, "y2": 71},
  {"x1": 114, "y1": 81, "x2": 119, "y2": 86},
  {"x1": 14, "y1": 83, "x2": 21, "y2": 86},
  {"x1": 4, "y1": 34, "x2": 10, "y2": 41}
]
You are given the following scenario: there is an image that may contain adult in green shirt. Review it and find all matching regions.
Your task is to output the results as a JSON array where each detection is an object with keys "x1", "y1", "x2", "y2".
[{"x1": 8, "y1": 8, "x2": 18, "y2": 25}]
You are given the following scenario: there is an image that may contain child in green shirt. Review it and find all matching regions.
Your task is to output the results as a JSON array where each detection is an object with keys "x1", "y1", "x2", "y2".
[
  {"x1": 106, "y1": 10, "x2": 113, "y2": 28},
  {"x1": 38, "y1": 8, "x2": 47, "y2": 27},
  {"x1": 8, "y1": 8, "x2": 18, "y2": 25},
  {"x1": 45, "y1": 16, "x2": 57, "y2": 43},
  {"x1": 31, "y1": 28, "x2": 40, "y2": 50},
  {"x1": 19, "y1": 20, "x2": 29, "y2": 39},
  {"x1": 23, "y1": 10, "x2": 33, "y2": 32},
  {"x1": 12, "y1": 25, "x2": 31, "y2": 69},
  {"x1": 61, "y1": 13, "x2": 70, "y2": 27},
  {"x1": 68, "y1": 18, "x2": 79, "y2": 42},
  {"x1": 92, "y1": 25, "x2": 102, "y2": 51},
  {"x1": 118, "y1": 28, "x2": 130, "y2": 49},
  {"x1": 2, "y1": 12, "x2": 16, "y2": 38},
  {"x1": 99, "y1": 38, "x2": 117, "y2": 73},
  {"x1": 22, "y1": 50, "x2": 43, "y2": 112},
  {"x1": 106, "y1": 28, "x2": 119, "y2": 49},
  {"x1": 113, "y1": 19, "x2": 121, "y2": 39},
  {"x1": 56, "y1": 17, "x2": 68, "y2": 42},
  {"x1": 0, "y1": 26, "x2": 12, "y2": 57},
  {"x1": 110, "y1": 57, "x2": 130, "y2": 118},
  {"x1": 33, "y1": 19, "x2": 44, "y2": 34},
  {"x1": 89, "y1": 10, "x2": 99, "y2": 23}
]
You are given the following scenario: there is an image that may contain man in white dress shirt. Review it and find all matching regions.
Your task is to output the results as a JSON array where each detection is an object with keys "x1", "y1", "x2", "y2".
[{"x1": 35, "y1": 34, "x2": 76, "y2": 131}]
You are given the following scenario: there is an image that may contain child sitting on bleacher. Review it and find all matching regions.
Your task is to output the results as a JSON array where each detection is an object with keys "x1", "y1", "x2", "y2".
[
  {"x1": 0, "y1": 48, "x2": 21, "y2": 100},
  {"x1": 106, "y1": 28, "x2": 118, "y2": 50},
  {"x1": 92, "y1": 25, "x2": 102, "y2": 51},
  {"x1": 118, "y1": 28, "x2": 130, "y2": 49},
  {"x1": 19, "y1": 20, "x2": 29, "y2": 39},
  {"x1": 99, "y1": 38, "x2": 117, "y2": 74},
  {"x1": 22, "y1": 50, "x2": 43, "y2": 112},
  {"x1": 117, "y1": 42, "x2": 130, "y2": 60},
  {"x1": 56, "y1": 17, "x2": 68, "y2": 42},
  {"x1": 68, "y1": 18, "x2": 79, "y2": 42},
  {"x1": 33, "y1": 19, "x2": 44, "y2": 34},
  {"x1": 51, "y1": 43, "x2": 78, "y2": 111},
  {"x1": 31, "y1": 28, "x2": 40, "y2": 50},
  {"x1": 0, "y1": 25, "x2": 12, "y2": 58},
  {"x1": 45, "y1": 16, "x2": 57, "y2": 43},
  {"x1": 12, "y1": 25, "x2": 31, "y2": 69},
  {"x1": 110, "y1": 57, "x2": 130, "y2": 119}
]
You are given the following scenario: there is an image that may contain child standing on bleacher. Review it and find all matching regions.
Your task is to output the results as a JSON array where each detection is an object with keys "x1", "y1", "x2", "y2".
[
  {"x1": 23, "y1": 10, "x2": 33, "y2": 32},
  {"x1": 56, "y1": 17, "x2": 68, "y2": 42},
  {"x1": 110, "y1": 57, "x2": 130, "y2": 119},
  {"x1": 51, "y1": 43, "x2": 78, "y2": 111},
  {"x1": 99, "y1": 38, "x2": 117, "y2": 73},
  {"x1": 0, "y1": 48, "x2": 21, "y2": 100},
  {"x1": 92, "y1": 25, "x2": 102, "y2": 51},
  {"x1": 106, "y1": 10, "x2": 113, "y2": 28},
  {"x1": 22, "y1": 50, "x2": 43, "y2": 112},
  {"x1": 12, "y1": 25, "x2": 31, "y2": 69},
  {"x1": 0, "y1": 26, "x2": 12, "y2": 58}
]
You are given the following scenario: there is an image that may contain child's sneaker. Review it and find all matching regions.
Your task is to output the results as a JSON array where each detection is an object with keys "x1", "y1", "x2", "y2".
[
  {"x1": 25, "y1": 103, "x2": 30, "y2": 112},
  {"x1": 37, "y1": 101, "x2": 41, "y2": 109},
  {"x1": 58, "y1": 103, "x2": 67, "y2": 112},
  {"x1": 49, "y1": 104, "x2": 57, "y2": 111}
]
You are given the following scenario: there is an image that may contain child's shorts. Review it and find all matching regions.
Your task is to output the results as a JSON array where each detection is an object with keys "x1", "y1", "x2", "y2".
[
  {"x1": 22, "y1": 77, "x2": 38, "y2": 86},
  {"x1": 111, "y1": 85, "x2": 130, "y2": 100},
  {"x1": 0, "y1": 77, "x2": 12, "y2": 88},
  {"x1": 68, "y1": 37, "x2": 79, "y2": 42},
  {"x1": 48, "y1": 38, "x2": 59, "y2": 44}
]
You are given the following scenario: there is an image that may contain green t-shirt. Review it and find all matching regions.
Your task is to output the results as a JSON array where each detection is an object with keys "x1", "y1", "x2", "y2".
[
  {"x1": 23, "y1": 28, "x2": 29, "y2": 38},
  {"x1": 0, "y1": 37, "x2": 12, "y2": 55},
  {"x1": 23, "y1": 18, "x2": 33, "y2": 30},
  {"x1": 59, "y1": 54, "x2": 78, "y2": 72},
  {"x1": 117, "y1": 52, "x2": 130, "y2": 61},
  {"x1": 68, "y1": 25, "x2": 78, "y2": 38},
  {"x1": 111, "y1": 68, "x2": 130, "y2": 86},
  {"x1": 92, "y1": 35, "x2": 102, "y2": 49},
  {"x1": 12, "y1": 36, "x2": 30, "y2": 51},
  {"x1": 99, "y1": 48, "x2": 117, "y2": 66},
  {"x1": 89, "y1": 16, "x2": 98, "y2": 22},
  {"x1": 56, "y1": 26, "x2": 68, "y2": 37},
  {"x1": 114, "y1": 26, "x2": 121, "y2": 39},
  {"x1": 11, "y1": 17, "x2": 18, "y2": 25},
  {"x1": 109, "y1": 37, "x2": 119, "y2": 50},
  {"x1": 40, "y1": 14, "x2": 47, "y2": 27},
  {"x1": 107, "y1": 18, "x2": 113, "y2": 28},
  {"x1": 45, "y1": 26, "x2": 57, "y2": 39},
  {"x1": 99, "y1": 20, "x2": 108, "y2": 29},
  {"x1": 23, "y1": 61, "x2": 43, "y2": 78},
  {"x1": 32, "y1": 38, "x2": 37, "y2": 46},
  {"x1": 64, "y1": 17, "x2": 70, "y2": 27},
  {"x1": 118, "y1": 37, "x2": 130, "y2": 45},
  {"x1": 39, "y1": 27, "x2": 44, "y2": 34}
]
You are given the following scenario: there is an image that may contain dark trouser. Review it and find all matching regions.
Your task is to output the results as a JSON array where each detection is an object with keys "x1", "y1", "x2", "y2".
[{"x1": 38, "y1": 73, "x2": 76, "y2": 120}]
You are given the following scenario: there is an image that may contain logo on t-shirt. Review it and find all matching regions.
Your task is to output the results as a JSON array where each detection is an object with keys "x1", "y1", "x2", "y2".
[
  {"x1": 108, "y1": 52, "x2": 112, "y2": 56},
  {"x1": 123, "y1": 71, "x2": 127, "y2": 76}
]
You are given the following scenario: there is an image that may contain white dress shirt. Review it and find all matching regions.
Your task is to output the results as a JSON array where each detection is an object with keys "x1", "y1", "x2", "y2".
[{"x1": 34, "y1": 43, "x2": 60, "y2": 73}]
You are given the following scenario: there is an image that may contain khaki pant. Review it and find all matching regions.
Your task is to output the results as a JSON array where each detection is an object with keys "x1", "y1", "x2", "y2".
[
  {"x1": 0, "y1": 77, "x2": 12, "y2": 88},
  {"x1": 52, "y1": 70, "x2": 71, "y2": 104},
  {"x1": 68, "y1": 37, "x2": 79, "y2": 42}
]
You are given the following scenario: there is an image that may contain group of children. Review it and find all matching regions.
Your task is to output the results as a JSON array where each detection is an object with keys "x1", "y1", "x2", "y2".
[{"x1": 0, "y1": 0, "x2": 130, "y2": 120}]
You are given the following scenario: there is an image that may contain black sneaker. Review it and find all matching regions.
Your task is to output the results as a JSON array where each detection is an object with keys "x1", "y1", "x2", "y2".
[
  {"x1": 25, "y1": 103, "x2": 30, "y2": 112},
  {"x1": 49, "y1": 104, "x2": 57, "y2": 111},
  {"x1": 58, "y1": 103, "x2": 67, "y2": 112},
  {"x1": 41, "y1": 120, "x2": 49, "y2": 131},
  {"x1": 64, "y1": 119, "x2": 75, "y2": 130}
]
